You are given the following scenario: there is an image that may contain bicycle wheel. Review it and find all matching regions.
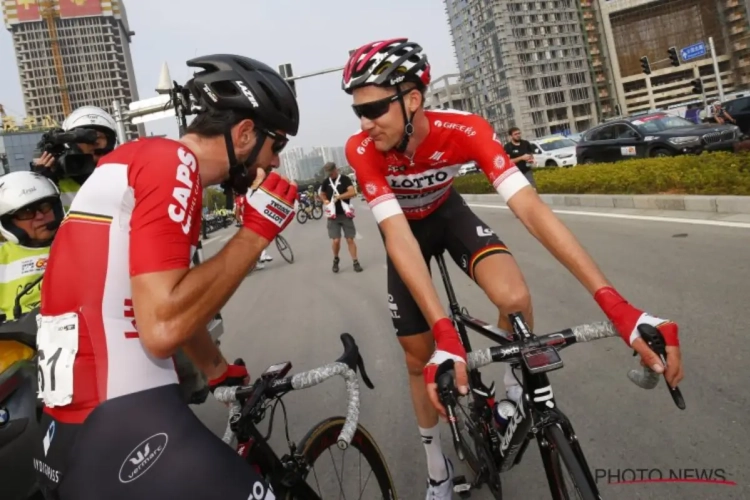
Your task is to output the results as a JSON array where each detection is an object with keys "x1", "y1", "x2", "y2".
[
  {"x1": 542, "y1": 425, "x2": 597, "y2": 500},
  {"x1": 275, "y1": 235, "x2": 294, "y2": 264},
  {"x1": 296, "y1": 210, "x2": 308, "y2": 224},
  {"x1": 311, "y1": 206, "x2": 323, "y2": 220},
  {"x1": 287, "y1": 416, "x2": 397, "y2": 500}
]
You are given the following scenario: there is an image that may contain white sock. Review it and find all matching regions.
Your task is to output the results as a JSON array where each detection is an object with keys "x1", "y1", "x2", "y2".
[{"x1": 419, "y1": 424, "x2": 447, "y2": 481}]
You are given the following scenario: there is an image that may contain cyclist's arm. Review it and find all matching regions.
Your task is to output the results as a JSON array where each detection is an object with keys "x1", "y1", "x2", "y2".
[
  {"x1": 469, "y1": 120, "x2": 610, "y2": 295},
  {"x1": 346, "y1": 139, "x2": 447, "y2": 327},
  {"x1": 129, "y1": 145, "x2": 269, "y2": 358},
  {"x1": 180, "y1": 325, "x2": 227, "y2": 379}
]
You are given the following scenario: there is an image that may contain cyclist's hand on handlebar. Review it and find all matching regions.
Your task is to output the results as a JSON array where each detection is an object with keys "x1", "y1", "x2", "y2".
[
  {"x1": 208, "y1": 363, "x2": 249, "y2": 394},
  {"x1": 243, "y1": 170, "x2": 297, "y2": 242},
  {"x1": 594, "y1": 287, "x2": 684, "y2": 387},
  {"x1": 424, "y1": 318, "x2": 469, "y2": 418}
]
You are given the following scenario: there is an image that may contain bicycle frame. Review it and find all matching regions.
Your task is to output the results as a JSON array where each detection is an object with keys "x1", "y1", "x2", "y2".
[{"x1": 434, "y1": 253, "x2": 601, "y2": 498}]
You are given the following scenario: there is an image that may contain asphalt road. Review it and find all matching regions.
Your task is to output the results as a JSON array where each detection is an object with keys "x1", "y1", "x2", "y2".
[{"x1": 195, "y1": 199, "x2": 749, "y2": 500}]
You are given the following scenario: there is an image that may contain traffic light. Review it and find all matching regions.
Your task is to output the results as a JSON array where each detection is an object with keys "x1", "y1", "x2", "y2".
[
  {"x1": 668, "y1": 47, "x2": 680, "y2": 67},
  {"x1": 640, "y1": 56, "x2": 651, "y2": 75},
  {"x1": 690, "y1": 78, "x2": 703, "y2": 94},
  {"x1": 278, "y1": 63, "x2": 296, "y2": 97}
]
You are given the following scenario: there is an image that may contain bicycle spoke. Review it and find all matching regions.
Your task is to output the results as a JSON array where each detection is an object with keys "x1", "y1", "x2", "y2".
[{"x1": 327, "y1": 446, "x2": 348, "y2": 500}]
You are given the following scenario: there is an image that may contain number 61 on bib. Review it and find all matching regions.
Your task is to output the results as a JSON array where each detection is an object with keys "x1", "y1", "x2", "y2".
[{"x1": 36, "y1": 313, "x2": 79, "y2": 407}]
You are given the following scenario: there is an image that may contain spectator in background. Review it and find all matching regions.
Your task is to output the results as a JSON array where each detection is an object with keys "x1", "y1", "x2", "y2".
[
  {"x1": 504, "y1": 128, "x2": 536, "y2": 189},
  {"x1": 709, "y1": 101, "x2": 736, "y2": 125},
  {"x1": 319, "y1": 162, "x2": 362, "y2": 274},
  {"x1": 684, "y1": 103, "x2": 701, "y2": 124}
]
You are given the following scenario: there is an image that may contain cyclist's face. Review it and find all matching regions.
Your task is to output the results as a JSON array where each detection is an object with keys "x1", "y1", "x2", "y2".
[{"x1": 352, "y1": 85, "x2": 421, "y2": 152}]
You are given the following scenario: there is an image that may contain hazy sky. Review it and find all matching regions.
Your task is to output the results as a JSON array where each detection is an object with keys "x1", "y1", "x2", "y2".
[{"x1": 0, "y1": 0, "x2": 459, "y2": 148}]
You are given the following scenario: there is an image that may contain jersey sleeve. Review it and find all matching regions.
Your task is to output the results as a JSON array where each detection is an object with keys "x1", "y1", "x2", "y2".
[
  {"x1": 345, "y1": 134, "x2": 403, "y2": 223},
  {"x1": 129, "y1": 141, "x2": 203, "y2": 277},
  {"x1": 460, "y1": 116, "x2": 530, "y2": 202}
]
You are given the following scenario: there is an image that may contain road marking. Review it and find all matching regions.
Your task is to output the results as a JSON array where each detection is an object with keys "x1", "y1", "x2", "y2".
[{"x1": 468, "y1": 204, "x2": 750, "y2": 229}]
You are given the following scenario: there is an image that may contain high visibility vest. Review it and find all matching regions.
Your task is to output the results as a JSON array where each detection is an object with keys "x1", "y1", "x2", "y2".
[
  {"x1": 58, "y1": 177, "x2": 82, "y2": 212},
  {"x1": 0, "y1": 242, "x2": 48, "y2": 320}
]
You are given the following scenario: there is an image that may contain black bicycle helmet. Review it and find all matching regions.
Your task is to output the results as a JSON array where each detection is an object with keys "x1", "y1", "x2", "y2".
[{"x1": 187, "y1": 54, "x2": 299, "y2": 136}]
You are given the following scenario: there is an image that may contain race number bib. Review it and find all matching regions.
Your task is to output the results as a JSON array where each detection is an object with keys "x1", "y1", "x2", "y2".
[{"x1": 36, "y1": 313, "x2": 79, "y2": 407}]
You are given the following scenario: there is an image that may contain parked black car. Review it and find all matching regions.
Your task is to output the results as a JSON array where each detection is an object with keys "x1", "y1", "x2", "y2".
[
  {"x1": 575, "y1": 113, "x2": 740, "y2": 164},
  {"x1": 721, "y1": 96, "x2": 750, "y2": 136}
]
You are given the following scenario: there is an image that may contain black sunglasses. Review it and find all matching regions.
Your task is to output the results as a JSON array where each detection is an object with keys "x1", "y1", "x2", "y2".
[
  {"x1": 261, "y1": 129, "x2": 289, "y2": 154},
  {"x1": 352, "y1": 89, "x2": 411, "y2": 121},
  {"x1": 13, "y1": 201, "x2": 54, "y2": 221}
]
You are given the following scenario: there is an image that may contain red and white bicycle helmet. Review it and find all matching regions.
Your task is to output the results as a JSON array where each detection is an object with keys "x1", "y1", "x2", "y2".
[{"x1": 342, "y1": 38, "x2": 432, "y2": 94}]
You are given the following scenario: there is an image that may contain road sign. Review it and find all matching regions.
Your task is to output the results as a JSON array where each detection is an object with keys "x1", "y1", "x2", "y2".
[{"x1": 680, "y1": 41, "x2": 706, "y2": 62}]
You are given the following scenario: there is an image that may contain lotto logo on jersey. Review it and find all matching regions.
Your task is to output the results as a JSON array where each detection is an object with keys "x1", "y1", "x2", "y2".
[{"x1": 168, "y1": 148, "x2": 200, "y2": 235}]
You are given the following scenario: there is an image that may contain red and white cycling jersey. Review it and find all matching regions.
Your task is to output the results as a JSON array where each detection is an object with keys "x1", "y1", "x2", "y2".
[
  {"x1": 345, "y1": 109, "x2": 529, "y2": 222},
  {"x1": 40, "y1": 138, "x2": 202, "y2": 424}
]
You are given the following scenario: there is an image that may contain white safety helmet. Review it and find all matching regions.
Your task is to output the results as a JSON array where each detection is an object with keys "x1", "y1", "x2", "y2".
[
  {"x1": 0, "y1": 172, "x2": 64, "y2": 246},
  {"x1": 62, "y1": 106, "x2": 118, "y2": 154}
]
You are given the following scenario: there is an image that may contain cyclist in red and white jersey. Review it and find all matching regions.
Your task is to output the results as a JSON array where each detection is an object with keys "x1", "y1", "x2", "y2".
[
  {"x1": 34, "y1": 54, "x2": 299, "y2": 500},
  {"x1": 342, "y1": 38, "x2": 684, "y2": 499}
]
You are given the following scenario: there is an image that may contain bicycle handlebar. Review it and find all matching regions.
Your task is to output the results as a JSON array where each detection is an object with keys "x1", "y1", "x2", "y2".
[
  {"x1": 462, "y1": 320, "x2": 685, "y2": 409},
  {"x1": 215, "y1": 333, "x2": 374, "y2": 450}
]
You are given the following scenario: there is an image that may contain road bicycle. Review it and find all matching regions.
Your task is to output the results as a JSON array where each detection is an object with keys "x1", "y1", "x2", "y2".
[
  {"x1": 274, "y1": 234, "x2": 294, "y2": 264},
  {"x1": 214, "y1": 333, "x2": 397, "y2": 499},
  {"x1": 296, "y1": 200, "x2": 323, "y2": 224},
  {"x1": 430, "y1": 252, "x2": 685, "y2": 499}
]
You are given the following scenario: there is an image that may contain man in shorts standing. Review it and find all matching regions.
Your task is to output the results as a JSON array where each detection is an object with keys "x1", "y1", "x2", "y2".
[{"x1": 319, "y1": 162, "x2": 362, "y2": 273}]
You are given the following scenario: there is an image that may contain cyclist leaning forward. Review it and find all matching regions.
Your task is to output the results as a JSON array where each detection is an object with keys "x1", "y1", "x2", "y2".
[
  {"x1": 33, "y1": 54, "x2": 299, "y2": 499},
  {"x1": 342, "y1": 38, "x2": 685, "y2": 499}
]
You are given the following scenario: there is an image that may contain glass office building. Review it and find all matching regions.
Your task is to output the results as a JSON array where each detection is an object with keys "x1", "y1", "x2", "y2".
[{"x1": 0, "y1": 130, "x2": 44, "y2": 174}]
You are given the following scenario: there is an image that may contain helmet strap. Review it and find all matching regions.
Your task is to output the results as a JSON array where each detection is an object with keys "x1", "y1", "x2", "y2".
[
  {"x1": 394, "y1": 84, "x2": 414, "y2": 154},
  {"x1": 222, "y1": 128, "x2": 267, "y2": 196}
]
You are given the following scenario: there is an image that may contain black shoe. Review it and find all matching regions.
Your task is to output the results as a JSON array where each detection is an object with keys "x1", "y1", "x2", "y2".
[
  {"x1": 353, "y1": 260, "x2": 363, "y2": 273},
  {"x1": 332, "y1": 257, "x2": 340, "y2": 273}
]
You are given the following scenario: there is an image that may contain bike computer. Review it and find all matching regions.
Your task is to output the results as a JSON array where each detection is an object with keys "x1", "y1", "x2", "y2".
[
  {"x1": 521, "y1": 346, "x2": 563, "y2": 374},
  {"x1": 261, "y1": 361, "x2": 292, "y2": 380}
]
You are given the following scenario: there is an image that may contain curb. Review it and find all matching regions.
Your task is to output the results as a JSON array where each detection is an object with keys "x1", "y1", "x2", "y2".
[{"x1": 459, "y1": 193, "x2": 750, "y2": 214}]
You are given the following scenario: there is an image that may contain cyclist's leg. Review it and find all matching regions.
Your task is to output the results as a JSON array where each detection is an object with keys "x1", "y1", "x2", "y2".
[
  {"x1": 54, "y1": 386, "x2": 274, "y2": 500},
  {"x1": 382, "y1": 223, "x2": 452, "y2": 489},
  {"x1": 442, "y1": 189, "x2": 533, "y2": 400}
]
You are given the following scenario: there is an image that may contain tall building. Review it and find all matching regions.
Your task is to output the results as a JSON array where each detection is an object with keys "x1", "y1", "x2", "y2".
[
  {"x1": 424, "y1": 73, "x2": 470, "y2": 111},
  {"x1": 2, "y1": 0, "x2": 143, "y2": 138},
  {"x1": 598, "y1": 0, "x2": 750, "y2": 114},
  {"x1": 0, "y1": 129, "x2": 45, "y2": 173},
  {"x1": 443, "y1": 0, "x2": 600, "y2": 138}
]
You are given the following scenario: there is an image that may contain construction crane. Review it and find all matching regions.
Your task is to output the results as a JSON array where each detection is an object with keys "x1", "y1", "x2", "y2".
[{"x1": 38, "y1": 0, "x2": 72, "y2": 116}]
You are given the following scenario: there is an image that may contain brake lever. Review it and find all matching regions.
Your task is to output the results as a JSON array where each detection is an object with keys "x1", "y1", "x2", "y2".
[
  {"x1": 356, "y1": 355, "x2": 374, "y2": 390},
  {"x1": 436, "y1": 361, "x2": 464, "y2": 461},
  {"x1": 637, "y1": 324, "x2": 686, "y2": 410}
]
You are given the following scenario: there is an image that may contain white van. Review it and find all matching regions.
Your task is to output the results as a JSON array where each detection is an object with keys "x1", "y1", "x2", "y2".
[{"x1": 529, "y1": 136, "x2": 578, "y2": 168}]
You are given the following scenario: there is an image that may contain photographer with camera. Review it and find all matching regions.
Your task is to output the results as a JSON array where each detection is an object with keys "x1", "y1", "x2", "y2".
[
  {"x1": 33, "y1": 106, "x2": 118, "y2": 211},
  {"x1": 0, "y1": 172, "x2": 64, "y2": 320}
]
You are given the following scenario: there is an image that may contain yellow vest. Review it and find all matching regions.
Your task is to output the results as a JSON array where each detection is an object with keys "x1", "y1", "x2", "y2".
[
  {"x1": 0, "y1": 242, "x2": 48, "y2": 320},
  {"x1": 58, "y1": 177, "x2": 82, "y2": 212}
]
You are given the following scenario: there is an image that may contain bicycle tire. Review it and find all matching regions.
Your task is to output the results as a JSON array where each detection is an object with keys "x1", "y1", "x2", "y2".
[
  {"x1": 275, "y1": 235, "x2": 294, "y2": 264},
  {"x1": 311, "y1": 206, "x2": 323, "y2": 220},
  {"x1": 544, "y1": 425, "x2": 597, "y2": 500},
  {"x1": 296, "y1": 210, "x2": 308, "y2": 224},
  {"x1": 288, "y1": 416, "x2": 397, "y2": 500}
]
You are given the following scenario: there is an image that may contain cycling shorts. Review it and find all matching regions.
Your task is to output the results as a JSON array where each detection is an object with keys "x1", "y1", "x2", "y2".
[
  {"x1": 385, "y1": 188, "x2": 511, "y2": 336},
  {"x1": 34, "y1": 385, "x2": 275, "y2": 500}
]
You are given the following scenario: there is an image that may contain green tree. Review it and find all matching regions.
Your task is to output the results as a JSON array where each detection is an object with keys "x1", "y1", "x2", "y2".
[{"x1": 204, "y1": 187, "x2": 226, "y2": 211}]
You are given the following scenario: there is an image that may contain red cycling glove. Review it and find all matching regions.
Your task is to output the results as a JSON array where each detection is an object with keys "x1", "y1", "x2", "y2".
[
  {"x1": 594, "y1": 286, "x2": 679, "y2": 347},
  {"x1": 423, "y1": 318, "x2": 468, "y2": 386},
  {"x1": 243, "y1": 172, "x2": 297, "y2": 241},
  {"x1": 208, "y1": 363, "x2": 249, "y2": 393}
]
